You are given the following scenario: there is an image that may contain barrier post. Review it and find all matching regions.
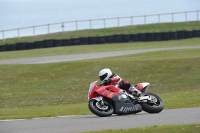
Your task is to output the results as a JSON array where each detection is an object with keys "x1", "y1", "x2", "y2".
[
  {"x1": 131, "y1": 16, "x2": 133, "y2": 25},
  {"x1": 76, "y1": 21, "x2": 78, "y2": 30},
  {"x1": 104, "y1": 19, "x2": 106, "y2": 28},
  {"x1": 18, "y1": 28, "x2": 20, "y2": 40},
  {"x1": 2, "y1": 30, "x2": 5, "y2": 42},
  {"x1": 90, "y1": 20, "x2": 92, "y2": 29},
  {"x1": 33, "y1": 26, "x2": 35, "y2": 39},
  {"x1": 185, "y1": 12, "x2": 187, "y2": 22},
  {"x1": 48, "y1": 24, "x2": 50, "y2": 37},
  {"x1": 117, "y1": 17, "x2": 119, "y2": 27},
  {"x1": 62, "y1": 22, "x2": 64, "y2": 32}
]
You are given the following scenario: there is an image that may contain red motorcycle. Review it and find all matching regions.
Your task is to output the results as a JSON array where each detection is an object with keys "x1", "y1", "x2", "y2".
[{"x1": 88, "y1": 81, "x2": 164, "y2": 117}]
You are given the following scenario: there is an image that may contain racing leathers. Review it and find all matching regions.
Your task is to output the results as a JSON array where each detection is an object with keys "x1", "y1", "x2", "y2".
[{"x1": 101, "y1": 73, "x2": 141, "y2": 96}]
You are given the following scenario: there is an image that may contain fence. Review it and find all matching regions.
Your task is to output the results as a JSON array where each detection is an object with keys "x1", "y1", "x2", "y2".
[{"x1": 0, "y1": 10, "x2": 199, "y2": 42}]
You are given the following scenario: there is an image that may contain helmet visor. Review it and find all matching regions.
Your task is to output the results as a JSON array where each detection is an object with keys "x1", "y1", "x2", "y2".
[{"x1": 100, "y1": 73, "x2": 108, "y2": 81}]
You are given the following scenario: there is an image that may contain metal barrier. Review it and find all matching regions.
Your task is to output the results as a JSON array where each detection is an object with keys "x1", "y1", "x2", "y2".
[{"x1": 0, "y1": 10, "x2": 199, "y2": 42}]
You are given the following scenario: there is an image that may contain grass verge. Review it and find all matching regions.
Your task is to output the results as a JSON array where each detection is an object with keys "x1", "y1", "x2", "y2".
[{"x1": 0, "y1": 48, "x2": 200, "y2": 119}]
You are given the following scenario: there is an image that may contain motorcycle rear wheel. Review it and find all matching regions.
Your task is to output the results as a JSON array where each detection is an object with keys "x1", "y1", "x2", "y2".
[
  {"x1": 140, "y1": 92, "x2": 164, "y2": 113},
  {"x1": 88, "y1": 99, "x2": 114, "y2": 117}
]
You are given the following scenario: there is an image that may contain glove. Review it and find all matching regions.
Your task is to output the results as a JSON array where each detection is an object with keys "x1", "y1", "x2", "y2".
[
  {"x1": 123, "y1": 81, "x2": 130, "y2": 85},
  {"x1": 103, "y1": 78, "x2": 111, "y2": 84}
]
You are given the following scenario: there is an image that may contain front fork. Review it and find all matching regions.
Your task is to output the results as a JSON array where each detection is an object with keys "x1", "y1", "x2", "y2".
[{"x1": 89, "y1": 96, "x2": 106, "y2": 106}]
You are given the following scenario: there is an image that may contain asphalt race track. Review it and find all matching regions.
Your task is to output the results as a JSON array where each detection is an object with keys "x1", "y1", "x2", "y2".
[
  {"x1": 1, "y1": 107, "x2": 200, "y2": 133},
  {"x1": 0, "y1": 46, "x2": 200, "y2": 64},
  {"x1": 0, "y1": 46, "x2": 200, "y2": 133}
]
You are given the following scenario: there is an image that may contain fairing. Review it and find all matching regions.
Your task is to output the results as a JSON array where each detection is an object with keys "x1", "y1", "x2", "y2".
[
  {"x1": 111, "y1": 93, "x2": 142, "y2": 114},
  {"x1": 88, "y1": 81, "x2": 123, "y2": 100},
  {"x1": 88, "y1": 81, "x2": 143, "y2": 114},
  {"x1": 135, "y1": 82, "x2": 150, "y2": 92}
]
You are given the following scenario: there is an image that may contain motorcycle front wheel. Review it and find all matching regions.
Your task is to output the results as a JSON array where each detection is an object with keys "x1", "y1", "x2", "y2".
[
  {"x1": 88, "y1": 99, "x2": 114, "y2": 117},
  {"x1": 140, "y1": 92, "x2": 164, "y2": 113}
]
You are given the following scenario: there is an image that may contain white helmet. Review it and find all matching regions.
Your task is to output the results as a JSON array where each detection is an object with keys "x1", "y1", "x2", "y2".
[{"x1": 99, "y1": 68, "x2": 112, "y2": 82}]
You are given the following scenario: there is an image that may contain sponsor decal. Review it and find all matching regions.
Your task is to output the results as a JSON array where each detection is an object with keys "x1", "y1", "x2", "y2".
[
  {"x1": 108, "y1": 92, "x2": 114, "y2": 98},
  {"x1": 118, "y1": 95, "x2": 122, "y2": 100},
  {"x1": 102, "y1": 90, "x2": 109, "y2": 95},
  {"x1": 119, "y1": 105, "x2": 139, "y2": 112}
]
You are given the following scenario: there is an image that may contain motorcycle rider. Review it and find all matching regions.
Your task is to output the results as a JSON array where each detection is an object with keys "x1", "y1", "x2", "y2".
[{"x1": 99, "y1": 68, "x2": 142, "y2": 97}]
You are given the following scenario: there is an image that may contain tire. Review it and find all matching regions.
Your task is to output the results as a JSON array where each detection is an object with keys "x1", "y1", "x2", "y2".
[
  {"x1": 88, "y1": 99, "x2": 114, "y2": 117},
  {"x1": 140, "y1": 92, "x2": 164, "y2": 113}
]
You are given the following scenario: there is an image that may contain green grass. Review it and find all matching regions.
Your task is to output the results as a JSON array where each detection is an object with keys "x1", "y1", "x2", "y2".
[
  {"x1": 1, "y1": 103, "x2": 88, "y2": 119},
  {"x1": 1, "y1": 21, "x2": 200, "y2": 45},
  {"x1": 82, "y1": 124, "x2": 200, "y2": 133},
  {"x1": 0, "y1": 48, "x2": 200, "y2": 119},
  {"x1": 0, "y1": 38, "x2": 200, "y2": 60}
]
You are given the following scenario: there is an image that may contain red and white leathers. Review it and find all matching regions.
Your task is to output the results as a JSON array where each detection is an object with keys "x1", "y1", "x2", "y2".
[
  {"x1": 106, "y1": 74, "x2": 122, "y2": 86},
  {"x1": 102, "y1": 74, "x2": 141, "y2": 95}
]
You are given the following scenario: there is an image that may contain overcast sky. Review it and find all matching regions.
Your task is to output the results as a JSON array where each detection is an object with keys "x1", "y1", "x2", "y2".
[{"x1": 0, "y1": 0, "x2": 199, "y2": 30}]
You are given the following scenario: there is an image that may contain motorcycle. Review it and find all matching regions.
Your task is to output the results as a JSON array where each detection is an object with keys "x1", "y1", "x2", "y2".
[{"x1": 88, "y1": 81, "x2": 164, "y2": 117}]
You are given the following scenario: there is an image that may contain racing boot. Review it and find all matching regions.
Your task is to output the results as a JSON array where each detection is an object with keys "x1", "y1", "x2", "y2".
[
  {"x1": 128, "y1": 86, "x2": 146, "y2": 100},
  {"x1": 129, "y1": 86, "x2": 153, "y2": 102},
  {"x1": 128, "y1": 86, "x2": 142, "y2": 96}
]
